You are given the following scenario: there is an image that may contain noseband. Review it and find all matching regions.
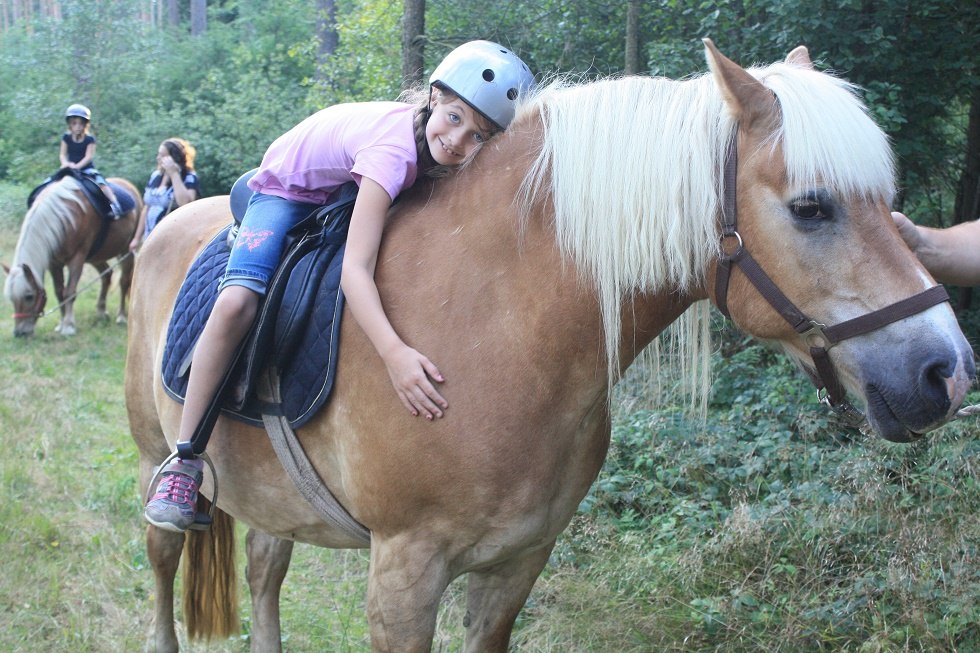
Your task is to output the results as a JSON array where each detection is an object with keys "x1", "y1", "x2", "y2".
[{"x1": 713, "y1": 133, "x2": 950, "y2": 427}]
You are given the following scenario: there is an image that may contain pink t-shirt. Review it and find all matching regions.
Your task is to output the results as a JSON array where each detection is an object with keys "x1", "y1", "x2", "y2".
[{"x1": 248, "y1": 101, "x2": 419, "y2": 205}]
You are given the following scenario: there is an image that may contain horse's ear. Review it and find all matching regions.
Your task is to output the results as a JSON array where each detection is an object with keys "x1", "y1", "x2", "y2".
[
  {"x1": 785, "y1": 45, "x2": 813, "y2": 69},
  {"x1": 703, "y1": 38, "x2": 778, "y2": 132},
  {"x1": 1, "y1": 263, "x2": 9, "y2": 276}
]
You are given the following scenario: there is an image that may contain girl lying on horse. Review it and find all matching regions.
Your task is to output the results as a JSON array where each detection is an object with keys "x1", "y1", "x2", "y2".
[{"x1": 144, "y1": 40, "x2": 535, "y2": 533}]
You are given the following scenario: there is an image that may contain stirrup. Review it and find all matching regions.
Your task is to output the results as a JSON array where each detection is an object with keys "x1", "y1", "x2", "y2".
[{"x1": 143, "y1": 450, "x2": 219, "y2": 531}]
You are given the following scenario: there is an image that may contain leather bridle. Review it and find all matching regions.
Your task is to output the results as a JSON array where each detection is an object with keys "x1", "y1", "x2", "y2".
[
  {"x1": 713, "y1": 133, "x2": 950, "y2": 427},
  {"x1": 12, "y1": 264, "x2": 47, "y2": 321}
]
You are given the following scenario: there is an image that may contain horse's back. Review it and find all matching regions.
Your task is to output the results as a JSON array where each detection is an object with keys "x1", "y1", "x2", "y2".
[{"x1": 127, "y1": 197, "x2": 231, "y2": 456}]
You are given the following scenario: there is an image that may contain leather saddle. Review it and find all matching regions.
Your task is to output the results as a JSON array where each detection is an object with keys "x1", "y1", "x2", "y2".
[
  {"x1": 161, "y1": 171, "x2": 358, "y2": 429},
  {"x1": 28, "y1": 167, "x2": 135, "y2": 219}
]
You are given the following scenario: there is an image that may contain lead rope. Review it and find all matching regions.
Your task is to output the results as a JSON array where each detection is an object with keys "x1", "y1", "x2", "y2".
[
  {"x1": 954, "y1": 404, "x2": 980, "y2": 419},
  {"x1": 37, "y1": 251, "x2": 134, "y2": 319}
]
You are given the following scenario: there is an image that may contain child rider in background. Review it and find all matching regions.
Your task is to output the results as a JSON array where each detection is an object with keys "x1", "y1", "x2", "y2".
[{"x1": 60, "y1": 103, "x2": 123, "y2": 217}]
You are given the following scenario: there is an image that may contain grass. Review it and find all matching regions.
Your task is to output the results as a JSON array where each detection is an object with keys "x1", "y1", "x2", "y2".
[{"x1": 1, "y1": 180, "x2": 977, "y2": 652}]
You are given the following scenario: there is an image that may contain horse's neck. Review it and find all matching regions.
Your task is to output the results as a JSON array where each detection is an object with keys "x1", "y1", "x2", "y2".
[
  {"x1": 14, "y1": 190, "x2": 72, "y2": 272},
  {"x1": 14, "y1": 215, "x2": 54, "y2": 273}
]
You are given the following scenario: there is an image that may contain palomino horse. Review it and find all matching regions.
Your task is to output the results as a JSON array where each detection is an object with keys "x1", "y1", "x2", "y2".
[
  {"x1": 4, "y1": 175, "x2": 140, "y2": 336},
  {"x1": 126, "y1": 41, "x2": 974, "y2": 652}
]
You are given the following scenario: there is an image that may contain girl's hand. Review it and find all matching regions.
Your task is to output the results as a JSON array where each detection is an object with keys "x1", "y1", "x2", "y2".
[
  {"x1": 383, "y1": 344, "x2": 448, "y2": 419},
  {"x1": 161, "y1": 155, "x2": 179, "y2": 175}
]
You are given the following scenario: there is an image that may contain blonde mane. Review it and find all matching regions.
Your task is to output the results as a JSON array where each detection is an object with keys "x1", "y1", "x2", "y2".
[
  {"x1": 5, "y1": 177, "x2": 84, "y2": 299},
  {"x1": 516, "y1": 61, "x2": 895, "y2": 409}
]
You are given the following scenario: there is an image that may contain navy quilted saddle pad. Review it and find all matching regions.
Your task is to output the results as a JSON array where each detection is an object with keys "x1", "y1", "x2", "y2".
[{"x1": 161, "y1": 206, "x2": 350, "y2": 429}]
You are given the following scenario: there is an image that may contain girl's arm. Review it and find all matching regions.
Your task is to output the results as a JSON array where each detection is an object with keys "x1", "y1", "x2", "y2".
[
  {"x1": 75, "y1": 142, "x2": 96, "y2": 169},
  {"x1": 341, "y1": 176, "x2": 448, "y2": 419},
  {"x1": 893, "y1": 212, "x2": 980, "y2": 287},
  {"x1": 59, "y1": 140, "x2": 71, "y2": 167}
]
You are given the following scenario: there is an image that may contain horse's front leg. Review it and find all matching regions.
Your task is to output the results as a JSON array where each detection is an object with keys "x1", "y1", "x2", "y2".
[
  {"x1": 462, "y1": 542, "x2": 555, "y2": 653},
  {"x1": 92, "y1": 261, "x2": 111, "y2": 323},
  {"x1": 146, "y1": 525, "x2": 185, "y2": 653},
  {"x1": 57, "y1": 258, "x2": 85, "y2": 335},
  {"x1": 367, "y1": 536, "x2": 453, "y2": 652},
  {"x1": 245, "y1": 528, "x2": 294, "y2": 653},
  {"x1": 50, "y1": 266, "x2": 67, "y2": 334}
]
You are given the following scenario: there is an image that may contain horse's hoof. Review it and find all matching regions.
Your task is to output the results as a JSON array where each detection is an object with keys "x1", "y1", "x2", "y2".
[
  {"x1": 116, "y1": 315, "x2": 128, "y2": 326},
  {"x1": 60, "y1": 325, "x2": 76, "y2": 336}
]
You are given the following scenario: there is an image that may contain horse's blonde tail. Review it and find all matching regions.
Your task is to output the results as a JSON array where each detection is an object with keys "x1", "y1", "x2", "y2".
[{"x1": 182, "y1": 497, "x2": 239, "y2": 641}]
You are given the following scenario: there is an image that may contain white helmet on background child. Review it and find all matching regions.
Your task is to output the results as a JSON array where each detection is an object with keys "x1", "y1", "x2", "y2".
[
  {"x1": 65, "y1": 104, "x2": 91, "y2": 122},
  {"x1": 429, "y1": 40, "x2": 534, "y2": 130}
]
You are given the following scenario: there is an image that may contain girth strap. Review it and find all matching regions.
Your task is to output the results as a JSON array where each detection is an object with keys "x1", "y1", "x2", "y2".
[{"x1": 258, "y1": 366, "x2": 371, "y2": 545}]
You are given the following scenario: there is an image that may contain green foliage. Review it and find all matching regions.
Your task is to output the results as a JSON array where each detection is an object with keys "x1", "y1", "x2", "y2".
[
  {"x1": 305, "y1": 0, "x2": 402, "y2": 106},
  {"x1": 0, "y1": 0, "x2": 975, "y2": 217},
  {"x1": 549, "y1": 337, "x2": 980, "y2": 651},
  {"x1": 0, "y1": 5, "x2": 978, "y2": 648}
]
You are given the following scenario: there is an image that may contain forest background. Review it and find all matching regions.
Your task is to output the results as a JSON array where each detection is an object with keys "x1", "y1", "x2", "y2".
[{"x1": 0, "y1": 1, "x2": 978, "y2": 651}]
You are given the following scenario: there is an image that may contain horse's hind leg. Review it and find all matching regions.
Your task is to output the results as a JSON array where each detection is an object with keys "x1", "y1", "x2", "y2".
[
  {"x1": 146, "y1": 525, "x2": 185, "y2": 653},
  {"x1": 245, "y1": 528, "x2": 294, "y2": 653},
  {"x1": 462, "y1": 542, "x2": 556, "y2": 653},
  {"x1": 367, "y1": 537, "x2": 453, "y2": 652},
  {"x1": 93, "y1": 261, "x2": 111, "y2": 323}
]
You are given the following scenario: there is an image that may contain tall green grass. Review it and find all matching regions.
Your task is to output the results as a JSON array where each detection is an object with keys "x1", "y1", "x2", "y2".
[{"x1": 1, "y1": 180, "x2": 977, "y2": 652}]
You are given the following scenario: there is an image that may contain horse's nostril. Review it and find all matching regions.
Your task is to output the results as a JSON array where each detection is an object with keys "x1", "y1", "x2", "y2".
[{"x1": 921, "y1": 358, "x2": 954, "y2": 412}]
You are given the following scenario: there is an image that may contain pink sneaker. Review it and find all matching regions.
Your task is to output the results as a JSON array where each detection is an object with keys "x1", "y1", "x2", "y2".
[{"x1": 144, "y1": 458, "x2": 204, "y2": 532}]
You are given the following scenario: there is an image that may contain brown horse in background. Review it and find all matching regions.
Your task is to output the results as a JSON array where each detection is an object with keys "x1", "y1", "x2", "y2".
[
  {"x1": 125, "y1": 41, "x2": 974, "y2": 652},
  {"x1": 3, "y1": 175, "x2": 140, "y2": 336}
]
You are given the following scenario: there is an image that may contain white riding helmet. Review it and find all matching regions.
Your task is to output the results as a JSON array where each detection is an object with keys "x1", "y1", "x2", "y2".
[
  {"x1": 65, "y1": 104, "x2": 91, "y2": 122},
  {"x1": 429, "y1": 40, "x2": 534, "y2": 130}
]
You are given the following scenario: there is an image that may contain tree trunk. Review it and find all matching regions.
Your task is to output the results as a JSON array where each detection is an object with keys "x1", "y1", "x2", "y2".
[
  {"x1": 316, "y1": 0, "x2": 338, "y2": 65},
  {"x1": 401, "y1": 0, "x2": 425, "y2": 90},
  {"x1": 954, "y1": 87, "x2": 980, "y2": 226},
  {"x1": 191, "y1": 0, "x2": 207, "y2": 35},
  {"x1": 952, "y1": 86, "x2": 979, "y2": 310},
  {"x1": 625, "y1": 0, "x2": 640, "y2": 74},
  {"x1": 167, "y1": 0, "x2": 179, "y2": 28}
]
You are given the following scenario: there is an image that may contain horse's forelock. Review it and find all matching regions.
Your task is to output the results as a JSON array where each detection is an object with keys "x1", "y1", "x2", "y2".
[{"x1": 752, "y1": 63, "x2": 896, "y2": 200}]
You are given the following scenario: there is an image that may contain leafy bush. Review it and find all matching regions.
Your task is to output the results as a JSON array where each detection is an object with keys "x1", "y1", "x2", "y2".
[{"x1": 544, "y1": 336, "x2": 980, "y2": 652}]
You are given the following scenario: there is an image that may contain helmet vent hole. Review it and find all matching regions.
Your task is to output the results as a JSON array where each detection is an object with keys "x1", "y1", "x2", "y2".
[
  {"x1": 482, "y1": 69, "x2": 495, "y2": 82},
  {"x1": 506, "y1": 88, "x2": 518, "y2": 101}
]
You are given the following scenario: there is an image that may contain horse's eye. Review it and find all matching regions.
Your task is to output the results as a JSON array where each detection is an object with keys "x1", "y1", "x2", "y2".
[
  {"x1": 24, "y1": 293, "x2": 35, "y2": 303},
  {"x1": 791, "y1": 199, "x2": 824, "y2": 220}
]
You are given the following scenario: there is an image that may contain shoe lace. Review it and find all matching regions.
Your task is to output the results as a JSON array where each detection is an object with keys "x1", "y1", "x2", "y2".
[{"x1": 153, "y1": 472, "x2": 198, "y2": 505}]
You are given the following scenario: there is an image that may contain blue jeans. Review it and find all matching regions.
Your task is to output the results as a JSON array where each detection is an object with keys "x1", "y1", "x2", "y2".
[{"x1": 220, "y1": 191, "x2": 320, "y2": 295}]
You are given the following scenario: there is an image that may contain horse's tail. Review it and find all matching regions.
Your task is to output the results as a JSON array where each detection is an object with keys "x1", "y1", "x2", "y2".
[{"x1": 182, "y1": 496, "x2": 240, "y2": 641}]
